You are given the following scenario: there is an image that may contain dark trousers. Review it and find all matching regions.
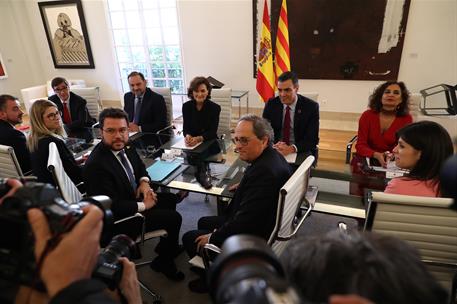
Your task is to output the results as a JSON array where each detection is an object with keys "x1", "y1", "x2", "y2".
[
  {"x1": 182, "y1": 215, "x2": 226, "y2": 258},
  {"x1": 114, "y1": 192, "x2": 182, "y2": 261}
]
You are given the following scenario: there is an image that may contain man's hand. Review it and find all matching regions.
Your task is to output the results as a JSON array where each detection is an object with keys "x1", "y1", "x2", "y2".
[
  {"x1": 142, "y1": 189, "x2": 157, "y2": 210},
  {"x1": 0, "y1": 178, "x2": 23, "y2": 205},
  {"x1": 128, "y1": 123, "x2": 140, "y2": 132},
  {"x1": 273, "y1": 141, "x2": 295, "y2": 156},
  {"x1": 195, "y1": 233, "x2": 211, "y2": 252},
  {"x1": 228, "y1": 182, "x2": 239, "y2": 192},
  {"x1": 27, "y1": 205, "x2": 103, "y2": 297},
  {"x1": 118, "y1": 258, "x2": 142, "y2": 304},
  {"x1": 136, "y1": 180, "x2": 153, "y2": 199},
  {"x1": 185, "y1": 135, "x2": 202, "y2": 147}
]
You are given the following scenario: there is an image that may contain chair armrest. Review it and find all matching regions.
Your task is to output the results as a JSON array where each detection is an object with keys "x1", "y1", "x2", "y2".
[
  {"x1": 346, "y1": 135, "x2": 358, "y2": 164},
  {"x1": 202, "y1": 243, "x2": 222, "y2": 269}
]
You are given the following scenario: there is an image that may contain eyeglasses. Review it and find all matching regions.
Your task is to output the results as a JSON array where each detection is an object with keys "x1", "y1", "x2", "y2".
[
  {"x1": 102, "y1": 127, "x2": 129, "y2": 135},
  {"x1": 232, "y1": 136, "x2": 254, "y2": 146},
  {"x1": 45, "y1": 111, "x2": 61, "y2": 120},
  {"x1": 54, "y1": 86, "x2": 69, "y2": 93}
]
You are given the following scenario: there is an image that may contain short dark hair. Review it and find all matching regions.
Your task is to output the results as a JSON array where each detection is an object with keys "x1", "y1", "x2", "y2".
[
  {"x1": 368, "y1": 81, "x2": 410, "y2": 116},
  {"x1": 187, "y1": 76, "x2": 212, "y2": 100},
  {"x1": 283, "y1": 231, "x2": 448, "y2": 304},
  {"x1": 238, "y1": 114, "x2": 273, "y2": 143},
  {"x1": 278, "y1": 71, "x2": 298, "y2": 86},
  {"x1": 397, "y1": 121, "x2": 453, "y2": 189},
  {"x1": 51, "y1": 77, "x2": 68, "y2": 89},
  {"x1": 0, "y1": 94, "x2": 18, "y2": 111},
  {"x1": 98, "y1": 108, "x2": 129, "y2": 129},
  {"x1": 127, "y1": 71, "x2": 146, "y2": 81}
]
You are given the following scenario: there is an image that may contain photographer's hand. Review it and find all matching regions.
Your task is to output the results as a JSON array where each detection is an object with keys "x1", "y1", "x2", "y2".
[
  {"x1": 27, "y1": 205, "x2": 103, "y2": 297},
  {"x1": 118, "y1": 257, "x2": 142, "y2": 304},
  {"x1": 0, "y1": 178, "x2": 23, "y2": 205}
]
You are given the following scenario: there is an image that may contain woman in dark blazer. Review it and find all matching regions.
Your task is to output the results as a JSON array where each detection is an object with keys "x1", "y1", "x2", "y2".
[
  {"x1": 28, "y1": 99, "x2": 82, "y2": 186},
  {"x1": 182, "y1": 76, "x2": 221, "y2": 147}
]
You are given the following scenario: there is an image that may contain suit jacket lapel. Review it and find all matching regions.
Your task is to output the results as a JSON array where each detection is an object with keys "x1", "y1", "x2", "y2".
[{"x1": 103, "y1": 145, "x2": 135, "y2": 196}]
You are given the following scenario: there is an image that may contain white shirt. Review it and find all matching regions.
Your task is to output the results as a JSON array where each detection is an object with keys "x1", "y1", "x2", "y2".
[{"x1": 282, "y1": 95, "x2": 298, "y2": 151}]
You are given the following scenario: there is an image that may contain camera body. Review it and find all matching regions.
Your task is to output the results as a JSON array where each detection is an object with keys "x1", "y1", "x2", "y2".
[{"x1": 0, "y1": 180, "x2": 115, "y2": 289}]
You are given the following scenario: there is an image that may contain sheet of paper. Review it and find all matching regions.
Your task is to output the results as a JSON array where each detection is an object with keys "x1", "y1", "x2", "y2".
[
  {"x1": 168, "y1": 180, "x2": 224, "y2": 195},
  {"x1": 188, "y1": 256, "x2": 205, "y2": 269},
  {"x1": 285, "y1": 152, "x2": 297, "y2": 164},
  {"x1": 171, "y1": 137, "x2": 202, "y2": 150}
]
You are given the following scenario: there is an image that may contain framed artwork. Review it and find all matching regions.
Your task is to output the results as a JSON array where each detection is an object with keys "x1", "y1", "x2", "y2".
[
  {"x1": 0, "y1": 53, "x2": 7, "y2": 79},
  {"x1": 253, "y1": 0, "x2": 410, "y2": 80},
  {"x1": 38, "y1": 0, "x2": 95, "y2": 69}
]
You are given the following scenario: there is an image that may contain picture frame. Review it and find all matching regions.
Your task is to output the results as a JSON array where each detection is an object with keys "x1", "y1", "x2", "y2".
[
  {"x1": 0, "y1": 53, "x2": 7, "y2": 79},
  {"x1": 38, "y1": 0, "x2": 95, "y2": 69}
]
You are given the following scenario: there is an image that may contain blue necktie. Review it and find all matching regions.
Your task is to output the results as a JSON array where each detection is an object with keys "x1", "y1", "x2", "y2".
[
  {"x1": 119, "y1": 150, "x2": 137, "y2": 191},
  {"x1": 133, "y1": 96, "x2": 142, "y2": 124}
]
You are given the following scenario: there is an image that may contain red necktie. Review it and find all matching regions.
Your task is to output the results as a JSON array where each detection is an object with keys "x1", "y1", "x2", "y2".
[
  {"x1": 63, "y1": 102, "x2": 71, "y2": 124},
  {"x1": 283, "y1": 106, "x2": 291, "y2": 145}
]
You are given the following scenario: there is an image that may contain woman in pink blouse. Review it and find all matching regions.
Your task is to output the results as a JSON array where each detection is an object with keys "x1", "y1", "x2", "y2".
[
  {"x1": 385, "y1": 121, "x2": 453, "y2": 197},
  {"x1": 356, "y1": 81, "x2": 413, "y2": 167}
]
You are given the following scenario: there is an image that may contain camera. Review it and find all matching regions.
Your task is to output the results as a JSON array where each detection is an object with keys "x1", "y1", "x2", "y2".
[
  {"x1": 207, "y1": 234, "x2": 301, "y2": 304},
  {"x1": 0, "y1": 179, "x2": 114, "y2": 289},
  {"x1": 93, "y1": 234, "x2": 137, "y2": 290}
]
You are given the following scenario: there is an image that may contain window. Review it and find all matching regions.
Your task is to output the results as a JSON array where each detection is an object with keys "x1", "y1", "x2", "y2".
[{"x1": 107, "y1": 0, "x2": 185, "y2": 94}]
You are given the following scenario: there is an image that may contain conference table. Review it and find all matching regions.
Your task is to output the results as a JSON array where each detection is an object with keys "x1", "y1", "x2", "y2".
[{"x1": 67, "y1": 131, "x2": 391, "y2": 223}]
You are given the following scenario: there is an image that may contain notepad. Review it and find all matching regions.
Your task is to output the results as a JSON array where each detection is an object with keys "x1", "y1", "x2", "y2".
[
  {"x1": 171, "y1": 137, "x2": 202, "y2": 150},
  {"x1": 147, "y1": 160, "x2": 181, "y2": 182}
]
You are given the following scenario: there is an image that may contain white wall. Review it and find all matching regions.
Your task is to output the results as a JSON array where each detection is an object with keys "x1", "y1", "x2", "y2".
[
  {"x1": 1, "y1": 0, "x2": 456, "y2": 114},
  {"x1": 179, "y1": 0, "x2": 457, "y2": 112}
]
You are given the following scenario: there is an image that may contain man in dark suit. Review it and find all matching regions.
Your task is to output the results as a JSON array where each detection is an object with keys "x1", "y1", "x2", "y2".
[
  {"x1": 182, "y1": 115, "x2": 292, "y2": 292},
  {"x1": 83, "y1": 108, "x2": 184, "y2": 281},
  {"x1": 262, "y1": 71, "x2": 319, "y2": 157},
  {"x1": 48, "y1": 77, "x2": 95, "y2": 139},
  {"x1": 0, "y1": 94, "x2": 31, "y2": 173},
  {"x1": 123, "y1": 71, "x2": 167, "y2": 133}
]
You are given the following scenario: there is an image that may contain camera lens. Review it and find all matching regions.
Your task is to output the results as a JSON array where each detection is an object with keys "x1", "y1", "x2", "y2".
[{"x1": 100, "y1": 234, "x2": 136, "y2": 264}]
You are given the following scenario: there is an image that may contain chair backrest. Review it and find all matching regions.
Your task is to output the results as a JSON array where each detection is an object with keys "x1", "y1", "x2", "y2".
[
  {"x1": 299, "y1": 92, "x2": 319, "y2": 102},
  {"x1": 364, "y1": 191, "x2": 457, "y2": 291},
  {"x1": 20, "y1": 85, "x2": 48, "y2": 113},
  {"x1": 71, "y1": 87, "x2": 101, "y2": 119},
  {"x1": 47, "y1": 142, "x2": 82, "y2": 203},
  {"x1": 151, "y1": 87, "x2": 173, "y2": 127},
  {"x1": 212, "y1": 88, "x2": 232, "y2": 137},
  {"x1": 0, "y1": 144, "x2": 23, "y2": 178},
  {"x1": 268, "y1": 155, "x2": 315, "y2": 257}
]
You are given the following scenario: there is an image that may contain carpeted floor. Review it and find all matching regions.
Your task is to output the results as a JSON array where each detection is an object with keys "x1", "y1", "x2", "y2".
[{"x1": 135, "y1": 191, "x2": 359, "y2": 304}]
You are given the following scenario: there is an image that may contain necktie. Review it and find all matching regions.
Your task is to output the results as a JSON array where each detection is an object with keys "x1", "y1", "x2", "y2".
[
  {"x1": 282, "y1": 106, "x2": 291, "y2": 145},
  {"x1": 119, "y1": 150, "x2": 137, "y2": 191},
  {"x1": 133, "y1": 96, "x2": 142, "y2": 124},
  {"x1": 62, "y1": 102, "x2": 71, "y2": 124}
]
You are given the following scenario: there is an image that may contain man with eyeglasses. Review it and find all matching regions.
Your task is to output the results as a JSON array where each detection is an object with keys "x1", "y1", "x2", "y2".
[
  {"x1": 0, "y1": 94, "x2": 31, "y2": 173},
  {"x1": 83, "y1": 108, "x2": 185, "y2": 281},
  {"x1": 48, "y1": 77, "x2": 95, "y2": 136},
  {"x1": 182, "y1": 114, "x2": 292, "y2": 293},
  {"x1": 262, "y1": 71, "x2": 319, "y2": 158}
]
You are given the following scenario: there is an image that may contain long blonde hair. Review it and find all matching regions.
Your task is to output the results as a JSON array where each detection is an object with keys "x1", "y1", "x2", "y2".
[{"x1": 27, "y1": 99, "x2": 66, "y2": 152}]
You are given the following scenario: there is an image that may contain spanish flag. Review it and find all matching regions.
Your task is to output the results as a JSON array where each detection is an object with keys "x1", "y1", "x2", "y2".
[
  {"x1": 274, "y1": 0, "x2": 290, "y2": 78},
  {"x1": 256, "y1": 0, "x2": 275, "y2": 102}
]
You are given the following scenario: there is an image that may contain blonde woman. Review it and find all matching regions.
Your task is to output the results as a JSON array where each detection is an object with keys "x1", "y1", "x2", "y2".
[{"x1": 28, "y1": 99, "x2": 82, "y2": 186}]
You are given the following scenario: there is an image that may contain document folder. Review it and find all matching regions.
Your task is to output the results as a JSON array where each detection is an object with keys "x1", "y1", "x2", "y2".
[{"x1": 147, "y1": 160, "x2": 181, "y2": 182}]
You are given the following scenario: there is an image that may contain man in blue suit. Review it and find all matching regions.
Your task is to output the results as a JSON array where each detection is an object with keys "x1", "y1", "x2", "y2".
[{"x1": 262, "y1": 71, "x2": 319, "y2": 158}]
